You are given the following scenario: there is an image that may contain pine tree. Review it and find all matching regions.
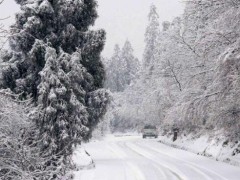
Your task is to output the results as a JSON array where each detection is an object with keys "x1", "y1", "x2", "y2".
[
  {"x1": 36, "y1": 47, "x2": 70, "y2": 155},
  {"x1": 2, "y1": 0, "x2": 105, "y2": 101},
  {"x1": 121, "y1": 40, "x2": 139, "y2": 86},
  {"x1": 2, "y1": 0, "x2": 108, "y2": 156},
  {"x1": 143, "y1": 4, "x2": 160, "y2": 69},
  {"x1": 105, "y1": 44, "x2": 123, "y2": 92},
  {"x1": 105, "y1": 42, "x2": 139, "y2": 92}
]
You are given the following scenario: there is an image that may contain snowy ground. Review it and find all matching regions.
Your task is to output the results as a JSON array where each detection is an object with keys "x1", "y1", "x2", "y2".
[
  {"x1": 159, "y1": 132, "x2": 240, "y2": 167},
  {"x1": 73, "y1": 135, "x2": 240, "y2": 180}
]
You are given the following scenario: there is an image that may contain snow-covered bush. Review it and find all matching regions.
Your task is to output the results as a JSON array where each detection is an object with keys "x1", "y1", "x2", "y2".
[{"x1": 0, "y1": 92, "x2": 62, "y2": 179}]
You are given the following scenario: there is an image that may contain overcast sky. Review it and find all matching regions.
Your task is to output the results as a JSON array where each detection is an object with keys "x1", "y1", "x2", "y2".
[{"x1": 0, "y1": 0, "x2": 184, "y2": 59}]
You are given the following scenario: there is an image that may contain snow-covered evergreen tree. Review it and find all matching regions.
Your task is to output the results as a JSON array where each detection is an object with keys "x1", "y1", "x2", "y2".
[
  {"x1": 121, "y1": 40, "x2": 140, "y2": 86},
  {"x1": 2, "y1": 0, "x2": 106, "y2": 101},
  {"x1": 35, "y1": 47, "x2": 71, "y2": 155},
  {"x1": 143, "y1": 4, "x2": 160, "y2": 70},
  {"x1": 105, "y1": 44, "x2": 122, "y2": 92},
  {"x1": 1, "y1": 0, "x2": 108, "y2": 159},
  {"x1": 105, "y1": 41, "x2": 139, "y2": 92}
]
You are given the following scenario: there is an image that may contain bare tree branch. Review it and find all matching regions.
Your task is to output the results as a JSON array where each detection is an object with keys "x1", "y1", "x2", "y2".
[{"x1": 166, "y1": 59, "x2": 183, "y2": 92}]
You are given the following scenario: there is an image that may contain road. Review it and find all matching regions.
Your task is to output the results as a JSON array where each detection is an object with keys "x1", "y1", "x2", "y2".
[{"x1": 74, "y1": 135, "x2": 240, "y2": 180}]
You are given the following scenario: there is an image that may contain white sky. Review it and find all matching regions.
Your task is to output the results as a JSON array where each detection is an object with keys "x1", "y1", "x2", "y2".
[{"x1": 0, "y1": 0, "x2": 185, "y2": 59}]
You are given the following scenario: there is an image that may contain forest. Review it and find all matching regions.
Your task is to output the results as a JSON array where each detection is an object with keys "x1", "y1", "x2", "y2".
[
  {"x1": 104, "y1": 1, "x2": 240, "y2": 142},
  {"x1": 0, "y1": 0, "x2": 240, "y2": 179}
]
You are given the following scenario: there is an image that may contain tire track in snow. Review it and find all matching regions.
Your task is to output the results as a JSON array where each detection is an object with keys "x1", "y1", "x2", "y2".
[
  {"x1": 137, "y1": 141, "x2": 228, "y2": 180},
  {"x1": 118, "y1": 141, "x2": 169, "y2": 180},
  {"x1": 107, "y1": 142, "x2": 146, "y2": 180},
  {"x1": 183, "y1": 164, "x2": 213, "y2": 180},
  {"x1": 135, "y1": 142, "x2": 213, "y2": 180},
  {"x1": 125, "y1": 142, "x2": 185, "y2": 180}
]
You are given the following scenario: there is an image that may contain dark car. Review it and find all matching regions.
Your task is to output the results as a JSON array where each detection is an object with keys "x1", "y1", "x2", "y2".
[{"x1": 142, "y1": 125, "x2": 158, "y2": 138}]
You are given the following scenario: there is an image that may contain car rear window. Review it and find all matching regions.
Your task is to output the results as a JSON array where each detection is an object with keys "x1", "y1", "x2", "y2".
[{"x1": 144, "y1": 125, "x2": 156, "y2": 129}]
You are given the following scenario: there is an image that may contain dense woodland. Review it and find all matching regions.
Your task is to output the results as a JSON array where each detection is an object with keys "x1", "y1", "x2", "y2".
[
  {"x1": 104, "y1": 0, "x2": 240, "y2": 140},
  {"x1": 0, "y1": 0, "x2": 240, "y2": 179}
]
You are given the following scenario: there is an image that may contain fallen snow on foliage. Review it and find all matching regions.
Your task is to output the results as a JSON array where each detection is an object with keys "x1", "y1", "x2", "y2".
[{"x1": 159, "y1": 132, "x2": 240, "y2": 167}]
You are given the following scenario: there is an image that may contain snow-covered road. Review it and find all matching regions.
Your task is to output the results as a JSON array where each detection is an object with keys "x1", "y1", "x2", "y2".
[{"x1": 74, "y1": 135, "x2": 240, "y2": 180}]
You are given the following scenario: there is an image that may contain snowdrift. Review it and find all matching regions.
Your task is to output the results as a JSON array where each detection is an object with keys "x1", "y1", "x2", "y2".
[
  {"x1": 72, "y1": 147, "x2": 95, "y2": 170},
  {"x1": 159, "y1": 131, "x2": 240, "y2": 167}
]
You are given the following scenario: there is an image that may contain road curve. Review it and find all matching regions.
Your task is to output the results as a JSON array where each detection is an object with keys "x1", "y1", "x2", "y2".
[{"x1": 74, "y1": 135, "x2": 240, "y2": 180}]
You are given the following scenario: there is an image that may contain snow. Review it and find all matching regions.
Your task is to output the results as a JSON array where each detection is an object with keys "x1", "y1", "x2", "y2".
[
  {"x1": 38, "y1": 0, "x2": 54, "y2": 14},
  {"x1": 72, "y1": 146, "x2": 95, "y2": 170},
  {"x1": 159, "y1": 132, "x2": 240, "y2": 167},
  {"x1": 72, "y1": 135, "x2": 240, "y2": 180}
]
